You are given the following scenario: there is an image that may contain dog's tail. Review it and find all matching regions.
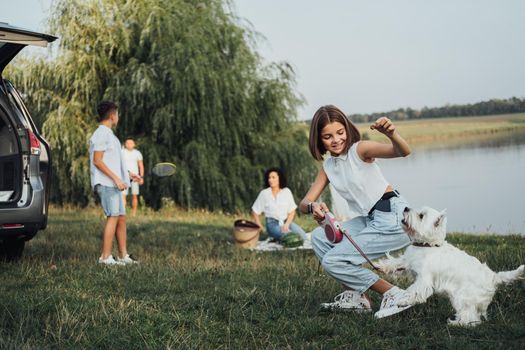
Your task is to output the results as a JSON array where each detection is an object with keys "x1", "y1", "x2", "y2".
[{"x1": 495, "y1": 265, "x2": 525, "y2": 285}]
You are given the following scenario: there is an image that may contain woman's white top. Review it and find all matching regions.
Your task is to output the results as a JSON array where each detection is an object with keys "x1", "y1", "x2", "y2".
[
  {"x1": 323, "y1": 141, "x2": 389, "y2": 218},
  {"x1": 252, "y1": 187, "x2": 297, "y2": 225}
]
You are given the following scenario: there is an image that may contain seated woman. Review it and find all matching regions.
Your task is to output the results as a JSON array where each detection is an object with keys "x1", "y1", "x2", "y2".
[{"x1": 251, "y1": 167, "x2": 307, "y2": 242}]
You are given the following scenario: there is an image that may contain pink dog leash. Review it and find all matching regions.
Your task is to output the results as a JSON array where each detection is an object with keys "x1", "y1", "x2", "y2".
[{"x1": 322, "y1": 212, "x2": 380, "y2": 271}]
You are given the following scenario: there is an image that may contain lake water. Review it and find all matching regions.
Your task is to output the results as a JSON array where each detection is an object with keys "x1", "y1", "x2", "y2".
[{"x1": 376, "y1": 132, "x2": 525, "y2": 235}]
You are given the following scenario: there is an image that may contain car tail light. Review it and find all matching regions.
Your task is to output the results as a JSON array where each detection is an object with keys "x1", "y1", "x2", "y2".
[
  {"x1": 1, "y1": 224, "x2": 25, "y2": 229},
  {"x1": 28, "y1": 130, "x2": 41, "y2": 155}
]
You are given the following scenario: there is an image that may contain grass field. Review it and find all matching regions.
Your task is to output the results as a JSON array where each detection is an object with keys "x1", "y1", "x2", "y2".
[
  {"x1": 1, "y1": 207, "x2": 524, "y2": 349},
  {"x1": 358, "y1": 113, "x2": 525, "y2": 147}
]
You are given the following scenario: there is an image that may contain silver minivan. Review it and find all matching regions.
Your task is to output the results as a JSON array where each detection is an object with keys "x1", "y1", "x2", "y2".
[{"x1": 0, "y1": 23, "x2": 56, "y2": 260}]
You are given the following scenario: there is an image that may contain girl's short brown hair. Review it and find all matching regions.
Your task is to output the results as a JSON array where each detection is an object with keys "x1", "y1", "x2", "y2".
[{"x1": 309, "y1": 105, "x2": 361, "y2": 161}]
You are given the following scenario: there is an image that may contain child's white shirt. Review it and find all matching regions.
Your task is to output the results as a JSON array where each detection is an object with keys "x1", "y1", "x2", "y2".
[{"x1": 323, "y1": 142, "x2": 389, "y2": 218}]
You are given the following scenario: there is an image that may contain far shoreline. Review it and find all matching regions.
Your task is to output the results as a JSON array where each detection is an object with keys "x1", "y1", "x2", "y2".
[{"x1": 356, "y1": 112, "x2": 525, "y2": 148}]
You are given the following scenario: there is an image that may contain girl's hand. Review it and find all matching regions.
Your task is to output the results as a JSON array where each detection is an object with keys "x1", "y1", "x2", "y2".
[
  {"x1": 370, "y1": 117, "x2": 395, "y2": 137},
  {"x1": 312, "y1": 202, "x2": 329, "y2": 224},
  {"x1": 282, "y1": 224, "x2": 290, "y2": 233}
]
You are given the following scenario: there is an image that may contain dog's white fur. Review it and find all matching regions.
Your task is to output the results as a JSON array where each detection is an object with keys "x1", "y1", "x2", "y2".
[{"x1": 376, "y1": 206, "x2": 524, "y2": 326}]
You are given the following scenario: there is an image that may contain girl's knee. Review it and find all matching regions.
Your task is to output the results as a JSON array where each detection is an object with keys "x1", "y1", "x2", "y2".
[
  {"x1": 321, "y1": 250, "x2": 365, "y2": 274},
  {"x1": 321, "y1": 251, "x2": 346, "y2": 274},
  {"x1": 320, "y1": 255, "x2": 333, "y2": 272}
]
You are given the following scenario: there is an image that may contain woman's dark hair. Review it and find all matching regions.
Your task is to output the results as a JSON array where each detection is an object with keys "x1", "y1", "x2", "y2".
[
  {"x1": 309, "y1": 105, "x2": 361, "y2": 161},
  {"x1": 97, "y1": 101, "x2": 118, "y2": 122},
  {"x1": 264, "y1": 167, "x2": 286, "y2": 189}
]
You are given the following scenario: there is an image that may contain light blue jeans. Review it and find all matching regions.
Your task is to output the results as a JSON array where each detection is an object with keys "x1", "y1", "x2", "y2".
[
  {"x1": 265, "y1": 217, "x2": 307, "y2": 241},
  {"x1": 311, "y1": 195, "x2": 411, "y2": 293},
  {"x1": 96, "y1": 185, "x2": 126, "y2": 217}
]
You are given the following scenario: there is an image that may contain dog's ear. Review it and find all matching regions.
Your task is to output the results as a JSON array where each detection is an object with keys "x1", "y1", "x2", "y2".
[{"x1": 434, "y1": 211, "x2": 446, "y2": 227}]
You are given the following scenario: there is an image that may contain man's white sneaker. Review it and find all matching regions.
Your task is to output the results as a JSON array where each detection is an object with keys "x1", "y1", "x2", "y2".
[
  {"x1": 374, "y1": 286, "x2": 413, "y2": 319},
  {"x1": 98, "y1": 255, "x2": 125, "y2": 266},
  {"x1": 320, "y1": 290, "x2": 372, "y2": 312},
  {"x1": 116, "y1": 254, "x2": 139, "y2": 265}
]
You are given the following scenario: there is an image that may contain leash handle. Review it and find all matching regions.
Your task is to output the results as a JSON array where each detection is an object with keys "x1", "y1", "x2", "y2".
[{"x1": 340, "y1": 228, "x2": 380, "y2": 271}]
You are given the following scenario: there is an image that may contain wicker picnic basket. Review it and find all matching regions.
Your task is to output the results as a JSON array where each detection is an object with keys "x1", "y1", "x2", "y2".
[{"x1": 233, "y1": 219, "x2": 261, "y2": 248}]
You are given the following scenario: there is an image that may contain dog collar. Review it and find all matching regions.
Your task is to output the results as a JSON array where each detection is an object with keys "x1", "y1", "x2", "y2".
[{"x1": 412, "y1": 242, "x2": 441, "y2": 247}]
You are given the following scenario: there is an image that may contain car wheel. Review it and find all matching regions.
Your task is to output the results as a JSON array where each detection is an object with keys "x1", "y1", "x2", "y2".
[{"x1": 0, "y1": 238, "x2": 25, "y2": 262}]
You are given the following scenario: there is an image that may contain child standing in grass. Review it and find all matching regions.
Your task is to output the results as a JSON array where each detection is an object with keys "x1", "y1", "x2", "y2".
[
  {"x1": 121, "y1": 137, "x2": 144, "y2": 217},
  {"x1": 299, "y1": 105, "x2": 412, "y2": 318},
  {"x1": 89, "y1": 101, "x2": 138, "y2": 266}
]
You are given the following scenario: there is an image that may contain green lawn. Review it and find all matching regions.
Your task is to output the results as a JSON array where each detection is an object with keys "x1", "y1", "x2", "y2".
[{"x1": 1, "y1": 208, "x2": 524, "y2": 349}]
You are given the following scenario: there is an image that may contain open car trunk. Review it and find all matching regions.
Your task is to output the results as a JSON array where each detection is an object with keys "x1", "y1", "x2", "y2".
[
  {"x1": 0, "y1": 108, "x2": 21, "y2": 203},
  {"x1": 0, "y1": 23, "x2": 56, "y2": 207}
]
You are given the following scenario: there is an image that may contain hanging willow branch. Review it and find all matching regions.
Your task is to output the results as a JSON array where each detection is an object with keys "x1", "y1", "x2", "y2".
[{"x1": 6, "y1": 0, "x2": 317, "y2": 210}]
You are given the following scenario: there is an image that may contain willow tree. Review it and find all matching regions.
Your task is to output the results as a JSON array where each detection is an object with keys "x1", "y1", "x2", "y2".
[{"x1": 7, "y1": 0, "x2": 317, "y2": 210}]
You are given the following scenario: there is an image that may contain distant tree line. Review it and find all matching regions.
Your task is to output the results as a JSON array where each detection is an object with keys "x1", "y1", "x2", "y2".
[{"x1": 347, "y1": 97, "x2": 525, "y2": 123}]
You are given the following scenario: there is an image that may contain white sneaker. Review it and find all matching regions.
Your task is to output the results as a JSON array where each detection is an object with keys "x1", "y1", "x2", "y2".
[
  {"x1": 320, "y1": 290, "x2": 372, "y2": 312},
  {"x1": 98, "y1": 255, "x2": 125, "y2": 266},
  {"x1": 374, "y1": 286, "x2": 413, "y2": 319},
  {"x1": 116, "y1": 254, "x2": 139, "y2": 265}
]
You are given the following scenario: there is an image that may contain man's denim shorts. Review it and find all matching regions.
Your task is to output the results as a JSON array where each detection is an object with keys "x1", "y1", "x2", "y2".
[{"x1": 96, "y1": 185, "x2": 126, "y2": 217}]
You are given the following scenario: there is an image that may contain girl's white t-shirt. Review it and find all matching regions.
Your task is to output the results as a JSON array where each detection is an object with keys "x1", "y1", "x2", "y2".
[
  {"x1": 252, "y1": 187, "x2": 297, "y2": 225},
  {"x1": 323, "y1": 142, "x2": 389, "y2": 218}
]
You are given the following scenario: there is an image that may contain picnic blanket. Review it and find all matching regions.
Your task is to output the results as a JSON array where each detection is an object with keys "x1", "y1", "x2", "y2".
[{"x1": 250, "y1": 234, "x2": 313, "y2": 252}]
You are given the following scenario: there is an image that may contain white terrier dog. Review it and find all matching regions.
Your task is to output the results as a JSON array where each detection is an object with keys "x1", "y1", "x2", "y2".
[{"x1": 376, "y1": 206, "x2": 524, "y2": 326}]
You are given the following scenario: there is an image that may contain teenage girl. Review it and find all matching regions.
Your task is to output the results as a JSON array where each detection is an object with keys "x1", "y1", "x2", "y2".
[{"x1": 299, "y1": 105, "x2": 412, "y2": 318}]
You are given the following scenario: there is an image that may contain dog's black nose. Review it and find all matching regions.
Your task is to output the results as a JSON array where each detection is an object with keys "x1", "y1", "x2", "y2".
[{"x1": 404, "y1": 207, "x2": 410, "y2": 213}]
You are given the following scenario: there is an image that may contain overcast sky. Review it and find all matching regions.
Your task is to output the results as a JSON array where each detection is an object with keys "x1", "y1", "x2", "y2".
[{"x1": 2, "y1": 0, "x2": 525, "y2": 120}]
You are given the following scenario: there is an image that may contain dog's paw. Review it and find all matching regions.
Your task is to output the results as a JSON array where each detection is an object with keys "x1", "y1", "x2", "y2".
[
  {"x1": 447, "y1": 317, "x2": 461, "y2": 326},
  {"x1": 374, "y1": 259, "x2": 390, "y2": 274},
  {"x1": 447, "y1": 317, "x2": 482, "y2": 327},
  {"x1": 375, "y1": 258, "x2": 403, "y2": 275},
  {"x1": 518, "y1": 265, "x2": 525, "y2": 278},
  {"x1": 393, "y1": 267, "x2": 407, "y2": 277}
]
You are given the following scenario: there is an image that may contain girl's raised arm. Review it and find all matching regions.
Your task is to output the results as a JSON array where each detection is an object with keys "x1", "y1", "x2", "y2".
[{"x1": 358, "y1": 117, "x2": 411, "y2": 161}]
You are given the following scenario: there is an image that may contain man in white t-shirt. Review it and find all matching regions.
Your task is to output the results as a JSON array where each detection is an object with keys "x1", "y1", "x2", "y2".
[
  {"x1": 89, "y1": 101, "x2": 139, "y2": 265},
  {"x1": 122, "y1": 137, "x2": 144, "y2": 216}
]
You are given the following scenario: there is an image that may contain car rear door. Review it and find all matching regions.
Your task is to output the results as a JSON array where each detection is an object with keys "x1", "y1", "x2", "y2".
[
  {"x1": 0, "y1": 24, "x2": 56, "y2": 218},
  {"x1": 0, "y1": 23, "x2": 57, "y2": 72}
]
